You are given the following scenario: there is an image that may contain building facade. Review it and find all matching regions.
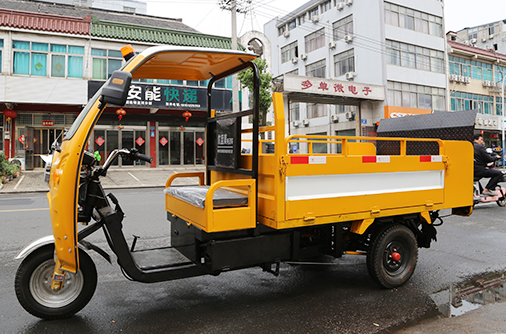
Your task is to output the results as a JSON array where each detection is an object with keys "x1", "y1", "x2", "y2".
[
  {"x1": 456, "y1": 20, "x2": 506, "y2": 53},
  {"x1": 0, "y1": 0, "x2": 241, "y2": 169},
  {"x1": 447, "y1": 32, "x2": 506, "y2": 148},
  {"x1": 264, "y1": 0, "x2": 446, "y2": 145}
]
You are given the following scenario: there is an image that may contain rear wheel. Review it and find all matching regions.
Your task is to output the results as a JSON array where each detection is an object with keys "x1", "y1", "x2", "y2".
[
  {"x1": 15, "y1": 244, "x2": 97, "y2": 320},
  {"x1": 497, "y1": 197, "x2": 506, "y2": 207},
  {"x1": 367, "y1": 224, "x2": 418, "y2": 289}
]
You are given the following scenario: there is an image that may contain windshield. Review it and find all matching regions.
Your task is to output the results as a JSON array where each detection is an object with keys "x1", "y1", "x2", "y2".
[{"x1": 63, "y1": 89, "x2": 102, "y2": 141}]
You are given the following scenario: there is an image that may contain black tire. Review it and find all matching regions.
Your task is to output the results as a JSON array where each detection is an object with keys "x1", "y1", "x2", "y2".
[
  {"x1": 15, "y1": 244, "x2": 97, "y2": 320},
  {"x1": 497, "y1": 197, "x2": 506, "y2": 207},
  {"x1": 366, "y1": 224, "x2": 418, "y2": 289}
]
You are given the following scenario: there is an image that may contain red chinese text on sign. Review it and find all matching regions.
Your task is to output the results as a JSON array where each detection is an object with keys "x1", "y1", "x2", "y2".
[
  {"x1": 317, "y1": 82, "x2": 329, "y2": 91},
  {"x1": 159, "y1": 137, "x2": 168, "y2": 146},
  {"x1": 95, "y1": 136, "x2": 105, "y2": 147},
  {"x1": 136, "y1": 137, "x2": 145, "y2": 146},
  {"x1": 362, "y1": 87, "x2": 372, "y2": 96},
  {"x1": 348, "y1": 85, "x2": 358, "y2": 95},
  {"x1": 196, "y1": 137, "x2": 204, "y2": 146},
  {"x1": 301, "y1": 80, "x2": 312, "y2": 90},
  {"x1": 334, "y1": 83, "x2": 344, "y2": 93}
]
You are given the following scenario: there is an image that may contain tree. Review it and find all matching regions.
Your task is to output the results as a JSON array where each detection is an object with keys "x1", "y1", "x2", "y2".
[{"x1": 237, "y1": 58, "x2": 273, "y2": 130}]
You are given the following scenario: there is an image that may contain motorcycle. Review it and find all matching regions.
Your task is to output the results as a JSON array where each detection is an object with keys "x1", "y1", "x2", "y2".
[{"x1": 473, "y1": 162, "x2": 506, "y2": 207}]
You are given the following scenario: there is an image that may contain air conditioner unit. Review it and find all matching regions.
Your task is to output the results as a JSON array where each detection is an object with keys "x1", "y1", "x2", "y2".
[
  {"x1": 345, "y1": 0, "x2": 353, "y2": 5},
  {"x1": 291, "y1": 57, "x2": 298, "y2": 64},
  {"x1": 300, "y1": 53, "x2": 307, "y2": 61},
  {"x1": 311, "y1": 15, "x2": 319, "y2": 23},
  {"x1": 331, "y1": 114, "x2": 339, "y2": 122},
  {"x1": 302, "y1": 119, "x2": 310, "y2": 126},
  {"x1": 344, "y1": 34, "x2": 354, "y2": 43},
  {"x1": 482, "y1": 38, "x2": 487, "y2": 43},
  {"x1": 483, "y1": 80, "x2": 491, "y2": 87},
  {"x1": 345, "y1": 111, "x2": 355, "y2": 120},
  {"x1": 489, "y1": 34, "x2": 495, "y2": 39},
  {"x1": 336, "y1": 2, "x2": 344, "y2": 10},
  {"x1": 345, "y1": 72, "x2": 355, "y2": 80},
  {"x1": 292, "y1": 120, "x2": 300, "y2": 127},
  {"x1": 470, "y1": 38, "x2": 477, "y2": 44},
  {"x1": 458, "y1": 75, "x2": 465, "y2": 82},
  {"x1": 283, "y1": 30, "x2": 290, "y2": 38},
  {"x1": 449, "y1": 74, "x2": 457, "y2": 82},
  {"x1": 464, "y1": 77, "x2": 471, "y2": 84},
  {"x1": 329, "y1": 41, "x2": 336, "y2": 49}
]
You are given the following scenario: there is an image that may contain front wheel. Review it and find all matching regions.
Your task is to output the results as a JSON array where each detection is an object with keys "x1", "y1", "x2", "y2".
[
  {"x1": 497, "y1": 197, "x2": 506, "y2": 207},
  {"x1": 15, "y1": 244, "x2": 97, "y2": 320},
  {"x1": 367, "y1": 224, "x2": 418, "y2": 289}
]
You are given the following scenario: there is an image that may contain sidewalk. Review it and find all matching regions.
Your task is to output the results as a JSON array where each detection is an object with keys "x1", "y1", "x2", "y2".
[{"x1": 0, "y1": 166, "x2": 206, "y2": 193}]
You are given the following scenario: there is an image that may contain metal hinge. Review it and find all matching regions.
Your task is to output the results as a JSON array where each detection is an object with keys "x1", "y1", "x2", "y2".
[{"x1": 280, "y1": 156, "x2": 288, "y2": 176}]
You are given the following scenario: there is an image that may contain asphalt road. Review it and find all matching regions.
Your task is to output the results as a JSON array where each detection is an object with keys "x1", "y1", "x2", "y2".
[{"x1": 1, "y1": 188, "x2": 506, "y2": 333}]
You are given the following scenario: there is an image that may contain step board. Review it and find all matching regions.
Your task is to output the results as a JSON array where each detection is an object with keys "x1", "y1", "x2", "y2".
[{"x1": 132, "y1": 247, "x2": 192, "y2": 270}]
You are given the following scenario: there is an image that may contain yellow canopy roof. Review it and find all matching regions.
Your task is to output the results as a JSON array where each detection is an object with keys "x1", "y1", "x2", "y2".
[{"x1": 131, "y1": 46, "x2": 258, "y2": 81}]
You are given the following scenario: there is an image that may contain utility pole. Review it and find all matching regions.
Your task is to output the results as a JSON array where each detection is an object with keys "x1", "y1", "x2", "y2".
[{"x1": 218, "y1": 0, "x2": 249, "y2": 112}]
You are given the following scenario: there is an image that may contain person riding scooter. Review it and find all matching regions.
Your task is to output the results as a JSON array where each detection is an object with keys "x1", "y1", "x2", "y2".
[{"x1": 473, "y1": 133, "x2": 502, "y2": 196}]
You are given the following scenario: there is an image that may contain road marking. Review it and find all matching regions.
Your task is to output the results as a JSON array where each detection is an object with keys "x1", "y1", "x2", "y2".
[
  {"x1": 128, "y1": 172, "x2": 144, "y2": 185},
  {"x1": 13, "y1": 175, "x2": 25, "y2": 190},
  {"x1": 0, "y1": 208, "x2": 49, "y2": 213}
]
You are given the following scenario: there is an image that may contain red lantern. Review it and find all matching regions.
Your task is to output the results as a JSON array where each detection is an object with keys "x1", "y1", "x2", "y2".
[
  {"x1": 116, "y1": 108, "x2": 126, "y2": 121},
  {"x1": 182, "y1": 111, "x2": 192, "y2": 123},
  {"x1": 4, "y1": 109, "x2": 17, "y2": 122}
]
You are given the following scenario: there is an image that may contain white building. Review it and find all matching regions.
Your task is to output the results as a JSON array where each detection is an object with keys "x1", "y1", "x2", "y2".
[
  {"x1": 264, "y1": 0, "x2": 446, "y2": 144},
  {"x1": 456, "y1": 20, "x2": 505, "y2": 53}
]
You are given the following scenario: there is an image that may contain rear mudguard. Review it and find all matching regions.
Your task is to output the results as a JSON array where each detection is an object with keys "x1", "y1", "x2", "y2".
[{"x1": 15, "y1": 235, "x2": 111, "y2": 264}]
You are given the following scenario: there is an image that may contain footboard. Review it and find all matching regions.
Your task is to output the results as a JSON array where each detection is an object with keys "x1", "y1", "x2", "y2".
[{"x1": 165, "y1": 172, "x2": 256, "y2": 232}]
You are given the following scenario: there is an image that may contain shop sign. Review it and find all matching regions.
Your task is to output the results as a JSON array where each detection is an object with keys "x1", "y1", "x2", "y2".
[
  {"x1": 88, "y1": 82, "x2": 233, "y2": 111},
  {"x1": 283, "y1": 74, "x2": 385, "y2": 101},
  {"x1": 136, "y1": 137, "x2": 145, "y2": 146},
  {"x1": 196, "y1": 137, "x2": 204, "y2": 146},
  {"x1": 159, "y1": 137, "x2": 168, "y2": 146},
  {"x1": 42, "y1": 121, "x2": 54, "y2": 126},
  {"x1": 95, "y1": 136, "x2": 105, "y2": 147}
]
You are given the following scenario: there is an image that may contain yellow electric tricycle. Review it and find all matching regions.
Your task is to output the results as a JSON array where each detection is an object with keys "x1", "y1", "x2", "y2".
[{"x1": 15, "y1": 45, "x2": 474, "y2": 320}]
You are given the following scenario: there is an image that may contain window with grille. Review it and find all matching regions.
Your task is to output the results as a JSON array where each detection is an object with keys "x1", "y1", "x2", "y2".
[
  {"x1": 306, "y1": 59, "x2": 326, "y2": 78},
  {"x1": 334, "y1": 49, "x2": 354, "y2": 76},
  {"x1": 305, "y1": 29, "x2": 325, "y2": 53}
]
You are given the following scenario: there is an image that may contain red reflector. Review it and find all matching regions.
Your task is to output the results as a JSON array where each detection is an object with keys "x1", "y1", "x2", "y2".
[
  {"x1": 291, "y1": 156, "x2": 309, "y2": 164},
  {"x1": 362, "y1": 156, "x2": 376, "y2": 163},
  {"x1": 420, "y1": 156, "x2": 431, "y2": 162}
]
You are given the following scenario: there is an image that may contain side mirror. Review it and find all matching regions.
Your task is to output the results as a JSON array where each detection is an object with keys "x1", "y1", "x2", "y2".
[{"x1": 100, "y1": 71, "x2": 132, "y2": 106}]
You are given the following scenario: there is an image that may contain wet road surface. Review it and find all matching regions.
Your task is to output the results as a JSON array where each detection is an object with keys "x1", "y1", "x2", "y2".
[{"x1": 2, "y1": 189, "x2": 506, "y2": 333}]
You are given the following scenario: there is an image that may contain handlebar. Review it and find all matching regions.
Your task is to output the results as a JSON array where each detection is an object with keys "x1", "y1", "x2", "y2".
[
  {"x1": 101, "y1": 148, "x2": 153, "y2": 171},
  {"x1": 131, "y1": 151, "x2": 153, "y2": 163}
]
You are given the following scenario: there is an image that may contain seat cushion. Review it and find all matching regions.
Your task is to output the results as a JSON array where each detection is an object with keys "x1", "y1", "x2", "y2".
[{"x1": 164, "y1": 185, "x2": 248, "y2": 209}]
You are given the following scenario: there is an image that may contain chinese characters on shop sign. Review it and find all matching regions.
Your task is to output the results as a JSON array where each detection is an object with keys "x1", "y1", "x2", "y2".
[
  {"x1": 126, "y1": 85, "x2": 200, "y2": 108},
  {"x1": 301, "y1": 79, "x2": 373, "y2": 97}
]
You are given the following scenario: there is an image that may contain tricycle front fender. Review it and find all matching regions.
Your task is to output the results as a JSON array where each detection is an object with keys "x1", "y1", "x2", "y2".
[
  {"x1": 15, "y1": 235, "x2": 111, "y2": 264},
  {"x1": 15, "y1": 235, "x2": 55, "y2": 260}
]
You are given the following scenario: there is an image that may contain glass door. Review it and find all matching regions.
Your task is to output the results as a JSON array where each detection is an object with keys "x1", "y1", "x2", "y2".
[
  {"x1": 106, "y1": 130, "x2": 119, "y2": 166},
  {"x1": 121, "y1": 130, "x2": 134, "y2": 166},
  {"x1": 93, "y1": 127, "x2": 147, "y2": 167},
  {"x1": 24, "y1": 127, "x2": 34, "y2": 170}
]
